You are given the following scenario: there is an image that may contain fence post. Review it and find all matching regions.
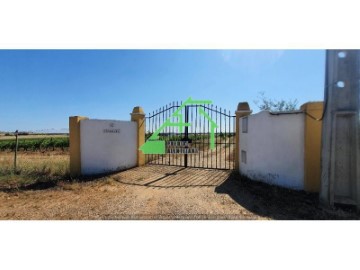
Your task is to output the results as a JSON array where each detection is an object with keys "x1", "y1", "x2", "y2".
[
  {"x1": 14, "y1": 130, "x2": 19, "y2": 172},
  {"x1": 235, "y1": 102, "x2": 252, "y2": 171},
  {"x1": 69, "y1": 116, "x2": 89, "y2": 177},
  {"x1": 131, "y1": 107, "x2": 146, "y2": 166}
]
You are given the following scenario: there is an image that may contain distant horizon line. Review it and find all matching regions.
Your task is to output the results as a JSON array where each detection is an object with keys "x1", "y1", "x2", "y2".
[{"x1": 0, "y1": 128, "x2": 69, "y2": 134}]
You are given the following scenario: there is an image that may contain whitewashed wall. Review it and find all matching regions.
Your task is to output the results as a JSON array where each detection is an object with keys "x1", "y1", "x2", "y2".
[
  {"x1": 80, "y1": 119, "x2": 137, "y2": 175},
  {"x1": 239, "y1": 111, "x2": 305, "y2": 190}
]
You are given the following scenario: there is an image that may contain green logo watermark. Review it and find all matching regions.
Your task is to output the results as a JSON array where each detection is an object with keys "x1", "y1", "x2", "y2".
[{"x1": 140, "y1": 97, "x2": 218, "y2": 154}]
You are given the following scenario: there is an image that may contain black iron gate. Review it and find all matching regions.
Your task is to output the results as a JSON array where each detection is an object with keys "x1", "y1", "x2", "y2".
[{"x1": 145, "y1": 101, "x2": 236, "y2": 170}]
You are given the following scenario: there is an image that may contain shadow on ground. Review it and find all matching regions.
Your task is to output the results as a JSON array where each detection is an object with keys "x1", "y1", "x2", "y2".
[
  {"x1": 113, "y1": 165, "x2": 231, "y2": 188},
  {"x1": 215, "y1": 171, "x2": 360, "y2": 220}
]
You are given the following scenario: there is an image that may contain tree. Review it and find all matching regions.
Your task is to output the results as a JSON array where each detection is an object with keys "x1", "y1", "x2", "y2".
[{"x1": 254, "y1": 92, "x2": 299, "y2": 112}]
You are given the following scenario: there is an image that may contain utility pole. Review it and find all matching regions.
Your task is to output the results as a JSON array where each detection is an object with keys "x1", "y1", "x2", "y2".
[{"x1": 320, "y1": 50, "x2": 360, "y2": 210}]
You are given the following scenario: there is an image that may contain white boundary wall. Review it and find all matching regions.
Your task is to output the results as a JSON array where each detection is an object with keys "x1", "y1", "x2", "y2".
[
  {"x1": 239, "y1": 111, "x2": 305, "y2": 190},
  {"x1": 80, "y1": 119, "x2": 137, "y2": 175}
]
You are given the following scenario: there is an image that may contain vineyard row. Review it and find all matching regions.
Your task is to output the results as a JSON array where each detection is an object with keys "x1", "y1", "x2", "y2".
[{"x1": 0, "y1": 137, "x2": 69, "y2": 151}]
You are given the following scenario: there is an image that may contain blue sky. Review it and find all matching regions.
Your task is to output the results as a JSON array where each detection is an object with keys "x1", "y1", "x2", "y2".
[{"x1": 0, "y1": 50, "x2": 325, "y2": 132}]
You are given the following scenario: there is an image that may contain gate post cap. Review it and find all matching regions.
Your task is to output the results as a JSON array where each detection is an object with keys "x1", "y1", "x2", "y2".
[
  {"x1": 237, "y1": 102, "x2": 251, "y2": 112},
  {"x1": 132, "y1": 106, "x2": 145, "y2": 115}
]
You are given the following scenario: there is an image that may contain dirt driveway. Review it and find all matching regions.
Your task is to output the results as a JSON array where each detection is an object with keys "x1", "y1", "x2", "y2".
[{"x1": 0, "y1": 165, "x2": 358, "y2": 220}]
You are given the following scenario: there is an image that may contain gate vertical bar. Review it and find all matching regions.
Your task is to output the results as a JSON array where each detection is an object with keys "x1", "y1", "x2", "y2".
[
  {"x1": 155, "y1": 109, "x2": 158, "y2": 164},
  {"x1": 195, "y1": 105, "x2": 198, "y2": 167},
  {"x1": 202, "y1": 106, "x2": 205, "y2": 168},
  {"x1": 224, "y1": 108, "x2": 227, "y2": 170},
  {"x1": 190, "y1": 105, "x2": 194, "y2": 167},
  {"x1": 207, "y1": 106, "x2": 209, "y2": 169},
  {"x1": 162, "y1": 106, "x2": 164, "y2": 165},
  {"x1": 210, "y1": 104, "x2": 213, "y2": 169},
  {"x1": 197, "y1": 106, "x2": 200, "y2": 167},
  {"x1": 184, "y1": 105, "x2": 189, "y2": 168},
  {"x1": 151, "y1": 111, "x2": 154, "y2": 164},
  {"x1": 219, "y1": 107, "x2": 222, "y2": 169},
  {"x1": 215, "y1": 106, "x2": 218, "y2": 169}
]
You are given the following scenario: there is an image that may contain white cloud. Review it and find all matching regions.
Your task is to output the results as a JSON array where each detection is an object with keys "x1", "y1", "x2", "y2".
[{"x1": 220, "y1": 50, "x2": 285, "y2": 72}]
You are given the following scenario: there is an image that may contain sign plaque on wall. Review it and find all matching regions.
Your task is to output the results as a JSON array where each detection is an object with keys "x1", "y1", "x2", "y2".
[{"x1": 103, "y1": 123, "x2": 121, "y2": 134}]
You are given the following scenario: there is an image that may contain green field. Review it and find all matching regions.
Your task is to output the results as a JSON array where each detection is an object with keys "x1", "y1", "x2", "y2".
[
  {"x1": 0, "y1": 134, "x2": 68, "y2": 140},
  {"x1": 0, "y1": 136, "x2": 69, "y2": 151}
]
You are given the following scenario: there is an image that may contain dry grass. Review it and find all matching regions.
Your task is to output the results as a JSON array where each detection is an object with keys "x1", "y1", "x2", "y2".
[{"x1": 0, "y1": 152, "x2": 70, "y2": 189}]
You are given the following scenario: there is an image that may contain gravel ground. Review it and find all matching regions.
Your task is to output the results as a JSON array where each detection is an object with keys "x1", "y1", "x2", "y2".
[{"x1": 0, "y1": 165, "x2": 359, "y2": 220}]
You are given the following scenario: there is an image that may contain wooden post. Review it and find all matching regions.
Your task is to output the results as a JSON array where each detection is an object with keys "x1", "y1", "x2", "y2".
[{"x1": 14, "y1": 130, "x2": 19, "y2": 171}]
